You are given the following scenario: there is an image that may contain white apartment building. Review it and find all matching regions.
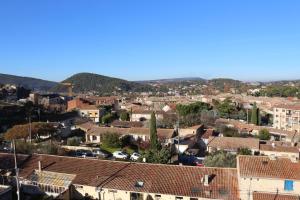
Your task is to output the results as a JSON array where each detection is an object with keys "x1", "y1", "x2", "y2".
[{"x1": 273, "y1": 105, "x2": 300, "y2": 132}]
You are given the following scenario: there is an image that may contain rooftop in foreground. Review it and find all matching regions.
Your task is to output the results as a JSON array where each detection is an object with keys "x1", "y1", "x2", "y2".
[
  {"x1": 16, "y1": 153, "x2": 239, "y2": 199},
  {"x1": 238, "y1": 155, "x2": 300, "y2": 180}
]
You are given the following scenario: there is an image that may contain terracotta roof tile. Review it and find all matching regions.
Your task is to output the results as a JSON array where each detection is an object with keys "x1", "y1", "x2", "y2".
[
  {"x1": 260, "y1": 144, "x2": 300, "y2": 154},
  {"x1": 253, "y1": 192, "x2": 300, "y2": 200},
  {"x1": 18, "y1": 154, "x2": 239, "y2": 199},
  {"x1": 238, "y1": 155, "x2": 300, "y2": 180},
  {"x1": 208, "y1": 137, "x2": 260, "y2": 150}
]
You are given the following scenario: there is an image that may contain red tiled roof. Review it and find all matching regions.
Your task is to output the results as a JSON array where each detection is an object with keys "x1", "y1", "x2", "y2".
[
  {"x1": 274, "y1": 104, "x2": 300, "y2": 111},
  {"x1": 111, "y1": 120, "x2": 144, "y2": 128},
  {"x1": 216, "y1": 118, "x2": 299, "y2": 140},
  {"x1": 78, "y1": 104, "x2": 99, "y2": 110},
  {"x1": 253, "y1": 192, "x2": 300, "y2": 200},
  {"x1": 18, "y1": 154, "x2": 239, "y2": 199},
  {"x1": 260, "y1": 144, "x2": 299, "y2": 154},
  {"x1": 208, "y1": 137, "x2": 260, "y2": 150},
  {"x1": 238, "y1": 155, "x2": 300, "y2": 180},
  {"x1": 77, "y1": 124, "x2": 176, "y2": 139}
]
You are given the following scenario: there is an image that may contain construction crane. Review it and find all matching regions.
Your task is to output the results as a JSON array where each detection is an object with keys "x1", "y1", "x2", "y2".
[{"x1": 60, "y1": 82, "x2": 74, "y2": 97}]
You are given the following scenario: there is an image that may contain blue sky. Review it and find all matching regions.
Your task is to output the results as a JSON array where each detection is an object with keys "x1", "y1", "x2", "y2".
[{"x1": 1, "y1": 0, "x2": 300, "y2": 82}]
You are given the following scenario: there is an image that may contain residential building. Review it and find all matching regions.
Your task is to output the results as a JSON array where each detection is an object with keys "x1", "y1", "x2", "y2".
[
  {"x1": 273, "y1": 104, "x2": 300, "y2": 132},
  {"x1": 131, "y1": 110, "x2": 164, "y2": 122},
  {"x1": 85, "y1": 96, "x2": 120, "y2": 111},
  {"x1": 237, "y1": 155, "x2": 300, "y2": 200},
  {"x1": 76, "y1": 123, "x2": 177, "y2": 143},
  {"x1": 78, "y1": 104, "x2": 101, "y2": 123},
  {"x1": 40, "y1": 94, "x2": 67, "y2": 112},
  {"x1": 207, "y1": 137, "x2": 260, "y2": 154},
  {"x1": 179, "y1": 125, "x2": 205, "y2": 138},
  {"x1": 68, "y1": 98, "x2": 101, "y2": 122},
  {"x1": 259, "y1": 142, "x2": 300, "y2": 160},
  {"x1": 13, "y1": 153, "x2": 239, "y2": 200},
  {"x1": 110, "y1": 120, "x2": 144, "y2": 128},
  {"x1": 216, "y1": 118, "x2": 300, "y2": 142},
  {"x1": 67, "y1": 98, "x2": 93, "y2": 111}
]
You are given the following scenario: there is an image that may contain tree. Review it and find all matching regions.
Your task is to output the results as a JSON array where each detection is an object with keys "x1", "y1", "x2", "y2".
[
  {"x1": 120, "y1": 111, "x2": 130, "y2": 121},
  {"x1": 259, "y1": 129, "x2": 271, "y2": 140},
  {"x1": 176, "y1": 101, "x2": 211, "y2": 116},
  {"x1": 200, "y1": 110, "x2": 217, "y2": 126},
  {"x1": 216, "y1": 99, "x2": 236, "y2": 118},
  {"x1": 238, "y1": 148, "x2": 252, "y2": 155},
  {"x1": 251, "y1": 102, "x2": 260, "y2": 125},
  {"x1": 67, "y1": 137, "x2": 82, "y2": 146},
  {"x1": 120, "y1": 135, "x2": 133, "y2": 147},
  {"x1": 221, "y1": 126, "x2": 239, "y2": 137},
  {"x1": 102, "y1": 113, "x2": 114, "y2": 124},
  {"x1": 150, "y1": 112, "x2": 159, "y2": 150},
  {"x1": 204, "y1": 150, "x2": 236, "y2": 168},
  {"x1": 101, "y1": 132, "x2": 121, "y2": 148},
  {"x1": 4, "y1": 122, "x2": 56, "y2": 141},
  {"x1": 141, "y1": 147, "x2": 171, "y2": 164}
]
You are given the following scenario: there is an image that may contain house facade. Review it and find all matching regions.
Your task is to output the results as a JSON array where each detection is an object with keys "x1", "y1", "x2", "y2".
[
  {"x1": 273, "y1": 105, "x2": 300, "y2": 132},
  {"x1": 207, "y1": 137, "x2": 260, "y2": 155},
  {"x1": 237, "y1": 155, "x2": 300, "y2": 200},
  {"x1": 131, "y1": 110, "x2": 164, "y2": 122}
]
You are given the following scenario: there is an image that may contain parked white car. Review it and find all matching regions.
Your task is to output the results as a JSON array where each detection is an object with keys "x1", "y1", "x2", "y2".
[
  {"x1": 113, "y1": 151, "x2": 128, "y2": 159},
  {"x1": 130, "y1": 152, "x2": 141, "y2": 161}
]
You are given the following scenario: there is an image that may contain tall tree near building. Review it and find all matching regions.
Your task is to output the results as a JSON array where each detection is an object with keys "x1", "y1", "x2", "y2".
[
  {"x1": 251, "y1": 102, "x2": 259, "y2": 125},
  {"x1": 150, "y1": 112, "x2": 158, "y2": 150}
]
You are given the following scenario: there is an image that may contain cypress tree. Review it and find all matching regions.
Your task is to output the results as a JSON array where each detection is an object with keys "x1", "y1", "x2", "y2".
[
  {"x1": 150, "y1": 112, "x2": 158, "y2": 150},
  {"x1": 251, "y1": 102, "x2": 258, "y2": 125}
]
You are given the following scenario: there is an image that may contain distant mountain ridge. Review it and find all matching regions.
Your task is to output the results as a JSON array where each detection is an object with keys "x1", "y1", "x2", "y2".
[
  {"x1": 0, "y1": 73, "x2": 57, "y2": 91},
  {"x1": 51, "y1": 72, "x2": 154, "y2": 95},
  {"x1": 3, "y1": 72, "x2": 300, "y2": 95},
  {"x1": 139, "y1": 77, "x2": 207, "y2": 83}
]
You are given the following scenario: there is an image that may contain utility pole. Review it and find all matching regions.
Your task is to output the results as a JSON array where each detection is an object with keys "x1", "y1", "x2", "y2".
[
  {"x1": 13, "y1": 140, "x2": 20, "y2": 200},
  {"x1": 29, "y1": 115, "x2": 32, "y2": 143},
  {"x1": 176, "y1": 113, "x2": 180, "y2": 163},
  {"x1": 246, "y1": 109, "x2": 249, "y2": 124}
]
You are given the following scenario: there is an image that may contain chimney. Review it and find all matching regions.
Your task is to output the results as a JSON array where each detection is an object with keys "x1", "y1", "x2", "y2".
[
  {"x1": 204, "y1": 174, "x2": 209, "y2": 186},
  {"x1": 38, "y1": 161, "x2": 42, "y2": 172}
]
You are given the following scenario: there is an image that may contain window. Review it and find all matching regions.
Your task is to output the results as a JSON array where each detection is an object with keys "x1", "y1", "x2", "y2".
[
  {"x1": 284, "y1": 180, "x2": 294, "y2": 191},
  {"x1": 176, "y1": 197, "x2": 183, "y2": 200},
  {"x1": 92, "y1": 135, "x2": 97, "y2": 141},
  {"x1": 190, "y1": 198, "x2": 198, "y2": 200}
]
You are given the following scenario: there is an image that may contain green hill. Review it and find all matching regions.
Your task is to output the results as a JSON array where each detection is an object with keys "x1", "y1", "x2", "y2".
[
  {"x1": 0, "y1": 73, "x2": 57, "y2": 91},
  {"x1": 51, "y1": 72, "x2": 154, "y2": 95}
]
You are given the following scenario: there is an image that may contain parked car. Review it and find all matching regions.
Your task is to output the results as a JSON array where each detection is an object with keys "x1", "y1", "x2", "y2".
[
  {"x1": 113, "y1": 151, "x2": 129, "y2": 159},
  {"x1": 76, "y1": 149, "x2": 94, "y2": 158},
  {"x1": 92, "y1": 148, "x2": 111, "y2": 158},
  {"x1": 130, "y1": 152, "x2": 141, "y2": 161}
]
